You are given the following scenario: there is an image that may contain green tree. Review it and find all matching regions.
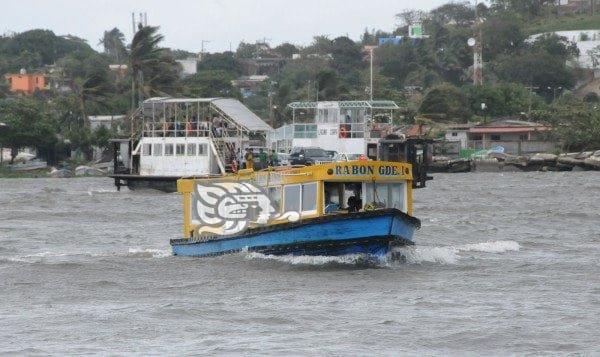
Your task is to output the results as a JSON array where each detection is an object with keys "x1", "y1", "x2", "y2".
[
  {"x1": 419, "y1": 83, "x2": 471, "y2": 121},
  {"x1": 494, "y1": 52, "x2": 575, "y2": 90},
  {"x1": 546, "y1": 102, "x2": 600, "y2": 151},
  {"x1": 98, "y1": 28, "x2": 127, "y2": 63},
  {"x1": 302, "y1": 36, "x2": 333, "y2": 55},
  {"x1": 375, "y1": 41, "x2": 424, "y2": 85},
  {"x1": 130, "y1": 26, "x2": 181, "y2": 101},
  {"x1": 72, "y1": 71, "x2": 113, "y2": 126},
  {"x1": 274, "y1": 43, "x2": 299, "y2": 59},
  {"x1": 182, "y1": 70, "x2": 239, "y2": 98},
  {"x1": 482, "y1": 13, "x2": 526, "y2": 61},
  {"x1": 429, "y1": 2, "x2": 475, "y2": 26},
  {"x1": 315, "y1": 69, "x2": 340, "y2": 100},
  {"x1": 197, "y1": 52, "x2": 241, "y2": 74},
  {"x1": 0, "y1": 98, "x2": 56, "y2": 163},
  {"x1": 331, "y1": 36, "x2": 364, "y2": 77}
]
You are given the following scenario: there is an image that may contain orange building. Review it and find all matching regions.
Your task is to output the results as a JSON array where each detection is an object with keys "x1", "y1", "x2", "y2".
[{"x1": 5, "y1": 72, "x2": 46, "y2": 94}]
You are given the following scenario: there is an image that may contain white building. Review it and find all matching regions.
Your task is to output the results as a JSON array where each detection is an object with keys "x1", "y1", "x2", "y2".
[
  {"x1": 89, "y1": 115, "x2": 126, "y2": 132},
  {"x1": 529, "y1": 30, "x2": 600, "y2": 69},
  {"x1": 176, "y1": 58, "x2": 198, "y2": 77},
  {"x1": 444, "y1": 124, "x2": 472, "y2": 149}
]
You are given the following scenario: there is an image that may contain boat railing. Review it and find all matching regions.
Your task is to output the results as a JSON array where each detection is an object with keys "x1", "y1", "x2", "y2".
[{"x1": 141, "y1": 122, "x2": 217, "y2": 138}]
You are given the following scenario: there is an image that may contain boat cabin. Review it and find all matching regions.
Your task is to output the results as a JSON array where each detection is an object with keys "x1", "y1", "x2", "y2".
[
  {"x1": 113, "y1": 97, "x2": 272, "y2": 177},
  {"x1": 268, "y1": 101, "x2": 399, "y2": 158},
  {"x1": 177, "y1": 160, "x2": 413, "y2": 238}
]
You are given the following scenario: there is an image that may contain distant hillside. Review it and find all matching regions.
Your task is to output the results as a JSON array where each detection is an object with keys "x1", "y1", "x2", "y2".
[
  {"x1": 526, "y1": 14, "x2": 600, "y2": 35},
  {"x1": 0, "y1": 29, "x2": 96, "y2": 75}
]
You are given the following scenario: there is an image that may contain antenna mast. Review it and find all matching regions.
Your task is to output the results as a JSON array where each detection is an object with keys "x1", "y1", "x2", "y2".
[
  {"x1": 370, "y1": 48, "x2": 374, "y2": 101},
  {"x1": 473, "y1": 2, "x2": 483, "y2": 86}
]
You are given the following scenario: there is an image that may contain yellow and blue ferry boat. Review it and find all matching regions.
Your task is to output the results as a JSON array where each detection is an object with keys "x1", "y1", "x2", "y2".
[{"x1": 171, "y1": 160, "x2": 422, "y2": 257}]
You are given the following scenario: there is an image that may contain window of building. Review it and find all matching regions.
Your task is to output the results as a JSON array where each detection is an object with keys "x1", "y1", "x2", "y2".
[
  {"x1": 490, "y1": 134, "x2": 501, "y2": 141},
  {"x1": 152, "y1": 143, "x2": 162, "y2": 156},
  {"x1": 198, "y1": 143, "x2": 207, "y2": 156},
  {"x1": 301, "y1": 183, "x2": 317, "y2": 213},
  {"x1": 142, "y1": 143, "x2": 152, "y2": 156},
  {"x1": 283, "y1": 184, "x2": 301, "y2": 213},
  {"x1": 176, "y1": 143, "x2": 185, "y2": 156},
  {"x1": 187, "y1": 143, "x2": 196, "y2": 156},
  {"x1": 164, "y1": 144, "x2": 174, "y2": 156}
]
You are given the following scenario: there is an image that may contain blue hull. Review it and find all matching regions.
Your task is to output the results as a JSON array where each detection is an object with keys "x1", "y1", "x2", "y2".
[{"x1": 171, "y1": 209, "x2": 420, "y2": 258}]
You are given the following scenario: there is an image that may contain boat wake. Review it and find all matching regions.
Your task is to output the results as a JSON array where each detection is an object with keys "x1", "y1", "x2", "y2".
[
  {"x1": 245, "y1": 240, "x2": 520, "y2": 267},
  {"x1": 244, "y1": 252, "x2": 383, "y2": 267},
  {"x1": 1, "y1": 247, "x2": 172, "y2": 264},
  {"x1": 392, "y1": 240, "x2": 520, "y2": 265}
]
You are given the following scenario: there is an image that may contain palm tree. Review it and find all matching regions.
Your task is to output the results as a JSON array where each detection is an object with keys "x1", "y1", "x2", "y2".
[
  {"x1": 72, "y1": 71, "x2": 112, "y2": 127},
  {"x1": 99, "y1": 28, "x2": 127, "y2": 63},
  {"x1": 129, "y1": 25, "x2": 181, "y2": 105}
]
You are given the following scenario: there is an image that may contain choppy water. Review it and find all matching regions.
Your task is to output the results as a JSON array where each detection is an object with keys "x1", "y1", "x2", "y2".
[{"x1": 1, "y1": 173, "x2": 599, "y2": 355}]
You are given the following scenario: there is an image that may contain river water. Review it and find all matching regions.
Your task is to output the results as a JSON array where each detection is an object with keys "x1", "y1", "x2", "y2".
[{"x1": 1, "y1": 173, "x2": 599, "y2": 355}]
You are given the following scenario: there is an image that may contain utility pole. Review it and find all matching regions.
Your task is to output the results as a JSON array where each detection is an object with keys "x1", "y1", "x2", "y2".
[
  {"x1": 131, "y1": 12, "x2": 136, "y2": 112},
  {"x1": 201, "y1": 40, "x2": 210, "y2": 60},
  {"x1": 370, "y1": 48, "x2": 374, "y2": 101},
  {"x1": 473, "y1": 2, "x2": 483, "y2": 86}
]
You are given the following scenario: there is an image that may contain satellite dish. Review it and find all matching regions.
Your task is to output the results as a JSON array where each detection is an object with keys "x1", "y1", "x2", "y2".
[{"x1": 467, "y1": 38, "x2": 476, "y2": 47}]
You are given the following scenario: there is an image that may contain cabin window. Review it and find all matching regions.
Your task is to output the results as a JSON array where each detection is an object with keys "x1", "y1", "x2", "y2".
[
  {"x1": 142, "y1": 143, "x2": 152, "y2": 156},
  {"x1": 317, "y1": 108, "x2": 339, "y2": 123},
  {"x1": 164, "y1": 144, "x2": 174, "y2": 156},
  {"x1": 283, "y1": 184, "x2": 301, "y2": 213},
  {"x1": 490, "y1": 134, "x2": 501, "y2": 141},
  {"x1": 152, "y1": 143, "x2": 162, "y2": 156},
  {"x1": 187, "y1": 143, "x2": 196, "y2": 156},
  {"x1": 301, "y1": 183, "x2": 317, "y2": 213},
  {"x1": 390, "y1": 184, "x2": 405, "y2": 210},
  {"x1": 198, "y1": 143, "x2": 208, "y2": 156},
  {"x1": 176, "y1": 143, "x2": 185, "y2": 156},
  {"x1": 364, "y1": 182, "x2": 406, "y2": 211},
  {"x1": 324, "y1": 182, "x2": 362, "y2": 212},
  {"x1": 451, "y1": 132, "x2": 458, "y2": 137},
  {"x1": 268, "y1": 186, "x2": 282, "y2": 212}
]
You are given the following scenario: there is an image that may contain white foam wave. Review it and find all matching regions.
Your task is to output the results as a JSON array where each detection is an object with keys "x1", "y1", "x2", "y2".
[
  {"x1": 245, "y1": 252, "x2": 371, "y2": 266},
  {"x1": 127, "y1": 247, "x2": 171, "y2": 258},
  {"x1": 86, "y1": 188, "x2": 116, "y2": 195},
  {"x1": 457, "y1": 240, "x2": 520, "y2": 253},
  {"x1": 392, "y1": 240, "x2": 520, "y2": 265},
  {"x1": 2, "y1": 247, "x2": 171, "y2": 263},
  {"x1": 393, "y1": 246, "x2": 459, "y2": 264}
]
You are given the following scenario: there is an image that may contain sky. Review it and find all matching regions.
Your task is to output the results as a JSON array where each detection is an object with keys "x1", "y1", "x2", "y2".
[{"x1": 1, "y1": 0, "x2": 449, "y2": 53}]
